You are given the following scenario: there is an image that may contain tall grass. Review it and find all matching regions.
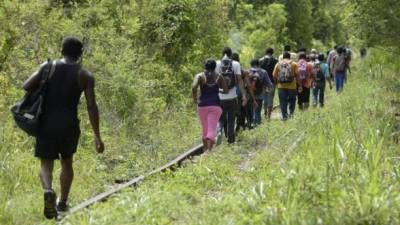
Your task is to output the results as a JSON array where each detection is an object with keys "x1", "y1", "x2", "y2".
[{"x1": 60, "y1": 51, "x2": 400, "y2": 225}]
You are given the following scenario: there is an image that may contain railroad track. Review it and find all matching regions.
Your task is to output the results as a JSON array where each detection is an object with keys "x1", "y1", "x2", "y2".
[
  {"x1": 66, "y1": 104, "x2": 280, "y2": 217},
  {"x1": 69, "y1": 144, "x2": 204, "y2": 214}
]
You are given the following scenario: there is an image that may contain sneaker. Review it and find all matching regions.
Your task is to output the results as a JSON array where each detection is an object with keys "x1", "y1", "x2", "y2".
[
  {"x1": 56, "y1": 200, "x2": 70, "y2": 213},
  {"x1": 44, "y1": 190, "x2": 57, "y2": 219}
]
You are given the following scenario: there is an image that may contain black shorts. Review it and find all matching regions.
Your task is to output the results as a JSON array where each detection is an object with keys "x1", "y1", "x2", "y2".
[{"x1": 35, "y1": 133, "x2": 80, "y2": 160}]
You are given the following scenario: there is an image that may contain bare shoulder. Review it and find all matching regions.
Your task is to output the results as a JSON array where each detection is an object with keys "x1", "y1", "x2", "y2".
[
  {"x1": 79, "y1": 68, "x2": 93, "y2": 79},
  {"x1": 78, "y1": 67, "x2": 95, "y2": 90},
  {"x1": 35, "y1": 61, "x2": 51, "y2": 75}
]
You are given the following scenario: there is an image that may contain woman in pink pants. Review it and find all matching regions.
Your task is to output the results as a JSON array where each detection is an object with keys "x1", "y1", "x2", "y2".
[{"x1": 192, "y1": 59, "x2": 228, "y2": 151}]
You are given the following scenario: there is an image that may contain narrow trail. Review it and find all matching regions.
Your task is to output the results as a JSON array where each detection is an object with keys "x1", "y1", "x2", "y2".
[{"x1": 65, "y1": 104, "x2": 282, "y2": 219}]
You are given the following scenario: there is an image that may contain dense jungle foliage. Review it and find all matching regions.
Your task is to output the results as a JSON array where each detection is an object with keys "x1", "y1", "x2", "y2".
[{"x1": 0, "y1": 0, "x2": 399, "y2": 224}]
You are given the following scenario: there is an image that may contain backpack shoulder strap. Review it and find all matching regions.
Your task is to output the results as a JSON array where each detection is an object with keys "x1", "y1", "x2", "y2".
[
  {"x1": 41, "y1": 60, "x2": 56, "y2": 82},
  {"x1": 48, "y1": 60, "x2": 56, "y2": 80}
]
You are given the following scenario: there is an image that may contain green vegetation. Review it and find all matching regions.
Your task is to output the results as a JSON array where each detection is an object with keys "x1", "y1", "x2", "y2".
[
  {"x1": 0, "y1": 0, "x2": 399, "y2": 224},
  {"x1": 62, "y1": 53, "x2": 400, "y2": 225}
]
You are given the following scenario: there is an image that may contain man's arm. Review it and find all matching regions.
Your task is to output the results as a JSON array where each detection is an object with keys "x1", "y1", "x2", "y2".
[
  {"x1": 330, "y1": 56, "x2": 336, "y2": 74},
  {"x1": 346, "y1": 56, "x2": 351, "y2": 74},
  {"x1": 81, "y1": 69, "x2": 104, "y2": 153},
  {"x1": 234, "y1": 63, "x2": 247, "y2": 106},
  {"x1": 22, "y1": 62, "x2": 47, "y2": 92},
  {"x1": 327, "y1": 52, "x2": 332, "y2": 67},
  {"x1": 262, "y1": 70, "x2": 273, "y2": 87},
  {"x1": 272, "y1": 63, "x2": 279, "y2": 81},
  {"x1": 325, "y1": 65, "x2": 333, "y2": 89}
]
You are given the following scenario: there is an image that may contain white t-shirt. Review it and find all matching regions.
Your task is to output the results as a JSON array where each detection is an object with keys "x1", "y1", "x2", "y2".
[
  {"x1": 215, "y1": 60, "x2": 241, "y2": 100},
  {"x1": 279, "y1": 52, "x2": 298, "y2": 62}
]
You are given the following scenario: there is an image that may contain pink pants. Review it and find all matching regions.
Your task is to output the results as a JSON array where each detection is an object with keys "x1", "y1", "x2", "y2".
[{"x1": 197, "y1": 106, "x2": 222, "y2": 142}]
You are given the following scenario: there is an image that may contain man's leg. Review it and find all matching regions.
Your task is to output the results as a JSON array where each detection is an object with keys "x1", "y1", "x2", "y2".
[
  {"x1": 246, "y1": 98, "x2": 253, "y2": 129},
  {"x1": 312, "y1": 87, "x2": 318, "y2": 106},
  {"x1": 335, "y1": 75, "x2": 340, "y2": 92},
  {"x1": 217, "y1": 102, "x2": 227, "y2": 144},
  {"x1": 340, "y1": 74, "x2": 345, "y2": 91},
  {"x1": 288, "y1": 89, "x2": 297, "y2": 117},
  {"x1": 320, "y1": 85, "x2": 325, "y2": 107},
  {"x1": 235, "y1": 98, "x2": 241, "y2": 132},
  {"x1": 263, "y1": 92, "x2": 269, "y2": 118},
  {"x1": 40, "y1": 158, "x2": 57, "y2": 219},
  {"x1": 60, "y1": 157, "x2": 74, "y2": 203},
  {"x1": 278, "y1": 89, "x2": 288, "y2": 120},
  {"x1": 236, "y1": 98, "x2": 245, "y2": 132},
  {"x1": 266, "y1": 86, "x2": 276, "y2": 119},
  {"x1": 297, "y1": 87, "x2": 304, "y2": 110},
  {"x1": 226, "y1": 100, "x2": 236, "y2": 143},
  {"x1": 304, "y1": 87, "x2": 310, "y2": 109},
  {"x1": 337, "y1": 74, "x2": 344, "y2": 92},
  {"x1": 254, "y1": 99, "x2": 263, "y2": 125},
  {"x1": 40, "y1": 158, "x2": 54, "y2": 190}
]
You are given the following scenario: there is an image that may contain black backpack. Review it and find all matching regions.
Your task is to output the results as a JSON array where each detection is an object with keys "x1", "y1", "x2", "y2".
[
  {"x1": 260, "y1": 56, "x2": 277, "y2": 73},
  {"x1": 249, "y1": 69, "x2": 263, "y2": 96},
  {"x1": 11, "y1": 60, "x2": 56, "y2": 136},
  {"x1": 313, "y1": 62, "x2": 325, "y2": 84},
  {"x1": 220, "y1": 55, "x2": 236, "y2": 89}
]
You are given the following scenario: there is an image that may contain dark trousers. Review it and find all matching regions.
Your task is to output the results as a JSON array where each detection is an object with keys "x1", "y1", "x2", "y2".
[
  {"x1": 245, "y1": 97, "x2": 254, "y2": 128},
  {"x1": 236, "y1": 98, "x2": 245, "y2": 131},
  {"x1": 218, "y1": 98, "x2": 238, "y2": 143},
  {"x1": 278, "y1": 88, "x2": 297, "y2": 120},
  {"x1": 236, "y1": 97, "x2": 247, "y2": 131},
  {"x1": 253, "y1": 99, "x2": 263, "y2": 125},
  {"x1": 297, "y1": 86, "x2": 310, "y2": 110},
  {"x1": 312, "y1": 85, "x2": 325, "y2": 107}
]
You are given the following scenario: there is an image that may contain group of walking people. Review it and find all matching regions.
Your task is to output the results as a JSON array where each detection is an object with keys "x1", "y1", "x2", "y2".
[
  {"x1": 19, "y1": 35, "x2": 351, "y2": 219},
  {"x1": 192, "y1": 45, "x2": 351, "y2": 151}
]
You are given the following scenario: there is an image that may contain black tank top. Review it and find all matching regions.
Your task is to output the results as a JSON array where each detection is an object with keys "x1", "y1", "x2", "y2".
[{"x1": 38, "y1": 61, "x2": 83, "y2": 138}]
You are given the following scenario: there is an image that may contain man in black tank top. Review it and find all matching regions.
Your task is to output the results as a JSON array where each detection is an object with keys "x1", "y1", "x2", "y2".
[{"x1": 23, "y1": 36, "x2": 104, "y2": 219}]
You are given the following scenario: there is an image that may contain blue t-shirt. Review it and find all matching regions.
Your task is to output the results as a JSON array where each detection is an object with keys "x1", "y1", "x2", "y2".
[{"x1": 320, "y1": 62, "x2": 330, "y2": 78}]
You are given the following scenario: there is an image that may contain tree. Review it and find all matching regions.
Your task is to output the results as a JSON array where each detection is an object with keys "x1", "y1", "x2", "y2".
[
  {"x1": 242, "y1": 3, "x2": 288, "y2": 58},
  {"x1": 348, "y1": 0, "x2": 400, "y2": 50},
  {"x1": 280, "y1": 0, "x2": 314, "y2": 49}
]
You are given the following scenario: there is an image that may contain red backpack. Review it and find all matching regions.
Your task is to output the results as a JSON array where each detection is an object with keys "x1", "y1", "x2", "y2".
[{"x1": 297, "y1": 59, "x2": 308, "y2": 80}]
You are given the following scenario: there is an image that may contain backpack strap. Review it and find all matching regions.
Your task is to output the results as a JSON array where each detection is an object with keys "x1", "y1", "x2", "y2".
[
  {"x1": 48, "y1": 60, "x2": 56, "y2": 80},
  {"x1": 36, "y1": 60, "x2": 56, "y2": 96},
  {"x1": 41, "y1": 60, "x2": 56, "y2": 82}
]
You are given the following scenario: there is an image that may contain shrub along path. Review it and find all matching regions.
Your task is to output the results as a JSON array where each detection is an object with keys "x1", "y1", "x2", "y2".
[{"x1": 60, "y1": 57, "x2": 400, "y2": 225}]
